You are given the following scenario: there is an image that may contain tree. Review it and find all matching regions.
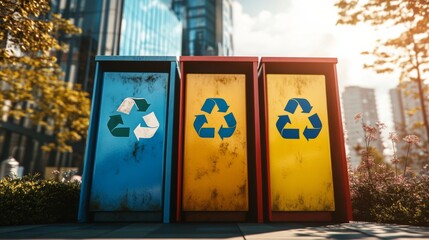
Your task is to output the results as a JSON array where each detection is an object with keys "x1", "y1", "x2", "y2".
[
  {"x1": 335, "y1": 0, "x2": 429, "y2": 153},
  {"x1": 0, "y1": 0, "x2": 90, "y2": 152}
]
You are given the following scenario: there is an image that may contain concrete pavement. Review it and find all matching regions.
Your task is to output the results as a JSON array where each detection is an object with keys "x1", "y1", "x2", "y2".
[{"x1": 0, "y1": 221, "x2": 428, "y2": 239}]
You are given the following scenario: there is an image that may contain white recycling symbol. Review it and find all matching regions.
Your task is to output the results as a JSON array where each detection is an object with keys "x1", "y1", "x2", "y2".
[
  {"x1": 108, "y1": 97, "x2": 159, "y2": 140},
  {"x1": 133, "y1": 112, "x2": 159, "y2": 140}
]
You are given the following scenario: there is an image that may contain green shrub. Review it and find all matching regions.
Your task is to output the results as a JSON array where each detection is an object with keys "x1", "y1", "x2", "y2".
[
  {"x1": 350, "y1": 113, "x2": 429, "y2": 226},
  {"x1": 0, "y1": 174, "x2": 80, "y2": 225},
  {"x1": 350, "y1": 114, "x2": 429, "y2": 226},
  {"x1": 350, "y1": 166, "x2": 429, "y2": 226}
]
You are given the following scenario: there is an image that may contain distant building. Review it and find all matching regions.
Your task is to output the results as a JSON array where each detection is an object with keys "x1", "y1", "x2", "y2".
[
  {"x1": 390, "y1": 82, "x2": 428, "y2": 141},
  {"x1": 342, "y1": 86, "x2": 384, "y2": 168},
  {"x1": 389, "y1": 81, "x2": 429, "y2": 169},
  {"x1": 0, "y1": 0, "x2": 181, "y2": 176},
  {"x1": 390, "y1": 87, "x2": 406, "y2": 131},
  {"x1": 172, "y1": 0, "x2": 234, "y2": 56}
]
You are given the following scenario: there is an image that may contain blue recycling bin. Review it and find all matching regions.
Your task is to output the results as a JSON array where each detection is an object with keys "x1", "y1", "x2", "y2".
[{"x1": 78, "y1": 56, "x2": 178, "y2": 223}]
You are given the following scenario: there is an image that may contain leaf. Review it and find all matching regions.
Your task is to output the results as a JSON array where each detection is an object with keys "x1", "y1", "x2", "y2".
[{"x1": 0, "y1": 0, "x2": 87, "y2": 153}]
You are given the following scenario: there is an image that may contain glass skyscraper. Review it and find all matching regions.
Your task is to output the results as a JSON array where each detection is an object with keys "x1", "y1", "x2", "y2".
[
  {"x1": 51, "y1": 0, "x2": 124, "y2": 93},
  {"x1": 172, "y1": 0, "x2": 234, "y2": 56},
  {"x1": 51, "y1": 0, "x2": 181, "y2": 92},
  {"x1": 120, "y1": 0, "x2": 182, "y2": 56}
]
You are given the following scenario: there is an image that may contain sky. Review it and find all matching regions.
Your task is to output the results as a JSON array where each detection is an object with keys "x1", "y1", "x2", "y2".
[{"x1": 233, "y1": 0, "x2": 399, "y2": 132}]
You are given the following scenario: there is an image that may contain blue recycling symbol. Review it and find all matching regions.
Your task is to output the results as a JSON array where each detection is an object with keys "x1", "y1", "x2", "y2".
[
  {"x1": 193, "y1": 98, "x2": 236, "y2": 140},
  {"x1": 276, "y1": 98, "x2": 322, "y2": 141}
]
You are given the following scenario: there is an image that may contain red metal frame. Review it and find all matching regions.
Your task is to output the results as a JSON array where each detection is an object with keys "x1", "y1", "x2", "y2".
[
  {"x1": 176, "y1": 56, "x2": 263, "y2": 223},
  {"x1": 252, "y1": 60, "x2": 264, "y2": 223},
  {"x1": 259, "y1": 57, "x2": 352, "y2": 222},
  {"x1": 176, "y1": 60, "x2": 185, "y2": 222}
]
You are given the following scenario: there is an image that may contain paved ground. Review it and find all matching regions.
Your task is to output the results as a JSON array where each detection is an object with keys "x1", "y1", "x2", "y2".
[{"x1": 0, "y1": 222, "x2": 428, "y2": 239}]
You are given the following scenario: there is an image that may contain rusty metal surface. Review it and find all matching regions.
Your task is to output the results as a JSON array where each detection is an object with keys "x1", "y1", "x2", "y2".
[
  {"x1": 182, "y1": 74, "x2": 249, "y2": 211},
  {"x1": 266, "y1": 74, "x2": 335, "y2": 211},
  {"x1": 89, "y1": 72, "x2": 168, "y2": 212}
]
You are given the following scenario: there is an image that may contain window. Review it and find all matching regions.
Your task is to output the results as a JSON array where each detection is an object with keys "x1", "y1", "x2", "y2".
[
  {"x1": 188, "y1": 8, "x2": 205, "y2": 17},
  {"x1": 188, "y1": 0, "x2": 205, "y2": 7},
  {"x1": 189, "y1": 17, "x2": 205, "y2": 28}
]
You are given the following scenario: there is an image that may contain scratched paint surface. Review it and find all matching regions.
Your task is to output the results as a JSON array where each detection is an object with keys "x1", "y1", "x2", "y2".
[
  {"x1": 183, "y1": 74, "x2": 248, "y2": 211},
  {"x1": 90, "y1": 72, "x2": 167, "y2": 211},
  {"x1": 266, "y1": 74, "x2": 335, "y2": 211}
]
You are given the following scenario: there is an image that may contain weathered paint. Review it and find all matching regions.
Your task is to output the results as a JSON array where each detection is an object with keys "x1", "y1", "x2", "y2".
[
  {"x1": 182, "y1": 74, "x2": 249, "y2": 211},
  {"x1": 89, "y1": 72, "x2": 168, "y2": 212},
  {"x1": 266, "y1": 74, "x2": 335, "y2": 211}
]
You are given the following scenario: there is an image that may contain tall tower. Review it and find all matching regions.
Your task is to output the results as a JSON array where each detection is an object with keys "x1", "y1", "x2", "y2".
[
  {"x1": 342, "y1": 86, "x2": 384, "y2": 168},
  {"x1": 390, "y1": 81, "x2": 429, "y2": 169},
  {"x1": 172, "y1": 0, "x2": 234, "y2": 56},
  {"x1": 120, "y1": 0, "x2": 182, "y2": 56}
]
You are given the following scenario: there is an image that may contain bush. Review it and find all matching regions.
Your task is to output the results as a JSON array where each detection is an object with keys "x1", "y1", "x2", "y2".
[
  {"x1": 0, "y1": 174, "x2": 80, "y2": 225},
  {"x1": 350, "y1": 165, "x2": 429, "y2": 226},
  {"x1": 350, "y1": 113, "x2": 429, "y2": 226}
]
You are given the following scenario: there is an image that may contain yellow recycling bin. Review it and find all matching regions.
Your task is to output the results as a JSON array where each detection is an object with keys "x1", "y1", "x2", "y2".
[
  {"x1": 176, "y1": 56, "x2": 263, "y2": 222},
  {"x1": 259, "y1": 57, "x2": 352, "y2": 222}
]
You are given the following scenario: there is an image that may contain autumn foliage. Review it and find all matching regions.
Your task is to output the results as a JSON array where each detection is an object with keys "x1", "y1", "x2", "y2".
[
  {"x1": 335, "y1": 0, "x2": 429, "y2": 151},
  {"x1": 0, "y1": 0, "x2": 90, "y2": 152}
]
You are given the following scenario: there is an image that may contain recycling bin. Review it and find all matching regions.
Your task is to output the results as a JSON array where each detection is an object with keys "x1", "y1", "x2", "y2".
[
  {"x1": 259, "y1": 57, "x2": 352, "y2": 222},
  {"x1": 176, "y1": 56, "x2": 263, "y2": 222},
  {"x1": 78, "y1": 56, "x2": 178, "y2": 223}
]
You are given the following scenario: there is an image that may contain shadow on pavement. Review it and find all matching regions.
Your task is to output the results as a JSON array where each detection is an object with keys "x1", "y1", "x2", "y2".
[{"x1": 0, "y1": 222, "x2": 428, "y2": 239}]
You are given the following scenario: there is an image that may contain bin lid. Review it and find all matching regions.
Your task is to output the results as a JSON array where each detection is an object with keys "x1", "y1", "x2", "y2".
[{"x1": 2, "y1": 157, "x2": 19, "y2": 166}]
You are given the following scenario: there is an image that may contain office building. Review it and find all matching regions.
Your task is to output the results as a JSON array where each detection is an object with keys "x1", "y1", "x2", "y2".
[
  {"x1": 390, "y1": 81, "x2": 429, "y2": 169},
  {"x1": 120, "y1": 0, "x2": 182, "y2": 56},
  {"x1": 342, "y1": 86, "x2": 384, "y2": 168},
  {"x1": 52, "y1": 0, "x2": 181, "y2": 92},
  {"x1": 390, "y1": 82, "x2": 428, "y2": 141},
  {"x1": 172, "y1": 0, "x2": 234, "y2": 56}
]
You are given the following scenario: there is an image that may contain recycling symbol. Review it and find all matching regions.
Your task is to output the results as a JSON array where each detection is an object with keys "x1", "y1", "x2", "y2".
[
  {"x1": 276, "y1": 98, "x2": 322, "y2": 141},
  {"x1": 193, "y1": 98, "x2": 236, "y2": 140},
  {"x1": 107, "y1": 97, "x2": 159, "y2": 140}
]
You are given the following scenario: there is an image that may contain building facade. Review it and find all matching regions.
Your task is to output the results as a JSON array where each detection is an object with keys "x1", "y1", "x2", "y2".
[
  {"x1": 390, "y1": 82, "x2": 429, "y2": 141},
  {"x1": 342, "y1": 86, "x2": 384, "y2": 168},
  {"x1": 389, "y1": 81, "x2": 429, "y2": 169},
  {"x1": 52, "y1": 0, "x2": 181, "y2": 92},
  {"x1": 52, "y1": 0, "x2": 124, "y2": 93},
  {"x1": 120, "y1": 0, "x2": 182, "y2": 56},
  {"x1": 0, "y1": 0, "x2": 182, "y2": 177},
  {"x1": 172, "y1": 0, "x2": 234, "y2": 56}
]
